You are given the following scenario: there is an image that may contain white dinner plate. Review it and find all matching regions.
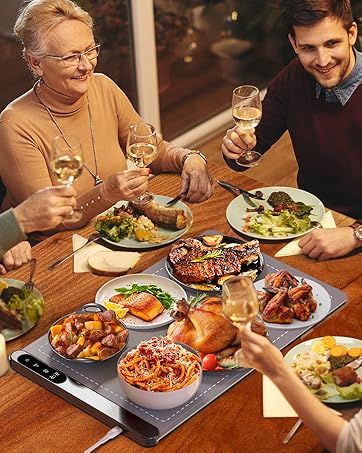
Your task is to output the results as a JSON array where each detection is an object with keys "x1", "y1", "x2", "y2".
[
  {"x1": 284, "y1": 336, "x2": 362, "y2": 403},
  {"x1": 99, "y1": 195, "x2": 193, "y2": 249},
  {"x1": 0, "y1": 278, "x2": 44, "y2": 342},
  {"x1": 254, "y1": 277, "x2": 331, "y2": 330},
  {"x1": 95, "y1": 274, "x2": 187, "y2": 329},
  {"x1": 226, "y1": 186, "x2": 325, "y2": 240}
]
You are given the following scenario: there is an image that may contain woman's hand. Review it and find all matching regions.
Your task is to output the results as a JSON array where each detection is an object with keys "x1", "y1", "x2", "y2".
[
  {"x1": 0, "y1": 241, "x2": 32, "y2": 274},
  {"x1": 102, "y1": 168, "x2": 150, "y2": 203},
  {"x1": 298, "y1": 227, "x2": 360, "y2": 261},
  {"x1": 221, "y1": 126, "x2": 257, "y2": 160},
  {"x1": 180, "y1": 154, "x2": 213, "y2": 203},
  {"x1": 240, "y1": 328, "x2": 284, "y2": 379},
  {"x1": 13, "y1": 186, "x2": 77, "y2": 233}
]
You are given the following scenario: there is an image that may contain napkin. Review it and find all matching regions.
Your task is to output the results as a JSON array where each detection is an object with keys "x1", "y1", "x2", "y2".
[
  {"x1": 262, "y1": 375, "x2": 297, "y2": 418},
  {"x1": 72, "y1": 234, "x2": 109, "y2": 273},
  {"x1": 274, "y1": 210, "x2": 336, "y2": 257}
]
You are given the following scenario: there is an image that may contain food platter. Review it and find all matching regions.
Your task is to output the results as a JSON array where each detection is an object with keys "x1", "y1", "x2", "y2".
[
  {"x1": 284, "y1": 336, "x2": 362, "y2": 403},
  {"x1": 165, "y1": 234, "x2": 264, "y2": 293},
  {"x1": 95, "y1": 274, "x2": 187, "y2": 329},
  {"x1": 254, "y1": 277, "x2": 331, "y2": 330},
  {"x1": 99, "y1": 195, "x2": 193, "y2": 249},
  {"x1": 0, "y1": 278, "x2": 44, "y2": 342},
  {"x1": 226, "y1": 186, "x2": 325, "y2": 240}
]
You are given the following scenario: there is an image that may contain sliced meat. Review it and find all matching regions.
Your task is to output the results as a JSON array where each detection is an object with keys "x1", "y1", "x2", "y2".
[
  {"x1": 66, "y1": 344, "x2": 83, "y2": 358},
  {"x1": 97, "y1": 310, "x2": 116, "y2": 323},
  {"x1": 101, "y1": 333, "x2": 119, "y2": 349}
]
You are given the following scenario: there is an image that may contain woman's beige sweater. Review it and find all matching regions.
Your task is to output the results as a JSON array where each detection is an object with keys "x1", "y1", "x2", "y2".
[{"x1": 0, "y1": 73, "x2": 187, "y2": 240}]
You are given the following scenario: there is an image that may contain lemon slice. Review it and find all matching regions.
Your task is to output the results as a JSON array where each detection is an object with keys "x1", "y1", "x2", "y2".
[
  {"x1": 104, "y1": 300, "x2": 129, "y2": 319},
  {"x1": 310, "y1": 341, "x2": 326, "y2": 355},
  {"x1": 0, "y1": 280, "x2": 9, "y2": 295},
  {"x1": 104, "y1": 300, "x2": 124, "y2": 310}
]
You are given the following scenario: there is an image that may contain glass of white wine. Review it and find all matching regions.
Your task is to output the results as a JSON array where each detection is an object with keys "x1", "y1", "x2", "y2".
[
  {"x1": 126, "y1": 122, "x2": 158, "y2": 204},
  {"x1": 232, "y1": 85, "x2": 262, "y2": 167},
  {"x1": 50, "y1": 134, "x2": 83, "y2": 222},
  {"x1": 222, "y1": 276, "x2": 259, "y2": 367}
]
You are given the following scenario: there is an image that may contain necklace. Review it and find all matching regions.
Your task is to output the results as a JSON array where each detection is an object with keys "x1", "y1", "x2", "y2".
[{"x1": 34, "y1": 81, "x2": 103, "y2": 186}]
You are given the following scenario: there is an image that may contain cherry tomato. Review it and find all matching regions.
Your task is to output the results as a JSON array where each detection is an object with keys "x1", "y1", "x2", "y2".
[
  {"x1": 202, "y1": 354, "x2": 218, "y2": 371},
  {"x1": 198, "y1": 352, "x2": 205, "y2": 360}
]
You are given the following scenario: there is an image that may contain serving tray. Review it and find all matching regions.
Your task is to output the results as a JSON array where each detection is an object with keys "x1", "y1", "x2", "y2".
[{"x1": 10, "y1": 232, "x2": 347, "y2": 447}]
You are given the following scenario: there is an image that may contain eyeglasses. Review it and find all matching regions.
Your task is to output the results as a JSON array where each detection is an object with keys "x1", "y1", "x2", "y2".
[{"x1": 43, "y1": 44, "x2": 101, "y2": 68}]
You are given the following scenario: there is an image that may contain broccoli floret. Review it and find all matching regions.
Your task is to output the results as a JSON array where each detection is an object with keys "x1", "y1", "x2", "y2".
[
  {"x1": 1, "y1": 286, "x2": 25, "y2": 304},
  {"x1": 267, "y1": 191, "x2": 294, "y2": 207}
]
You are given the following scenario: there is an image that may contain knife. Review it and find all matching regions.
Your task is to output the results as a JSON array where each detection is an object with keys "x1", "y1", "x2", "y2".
[
  {"x1": 217, "y1": 180, "x2": 264, "y2": 207},
  {"x1": 217, "y1": 180, "x2": 265, "y2": 200}
]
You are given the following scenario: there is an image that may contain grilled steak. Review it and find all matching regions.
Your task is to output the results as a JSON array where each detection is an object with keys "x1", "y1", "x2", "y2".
[{"x1": 168, "y1": 238, "x2": 261, "y2": 284}]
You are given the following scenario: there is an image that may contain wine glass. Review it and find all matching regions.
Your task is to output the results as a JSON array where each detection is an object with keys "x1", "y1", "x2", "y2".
[
  {"x1": 222, "y1": 276, "x2": 259, "y2": 367},
  {"x1": 50, "y1": 134, "x2": 83, "y2": 222},
  {"x1": 126, "y1": 122, "x2": 158, "y2": 204},
  {"x1": 232, "y1": 85, "x2": 262, "y2": 167}
]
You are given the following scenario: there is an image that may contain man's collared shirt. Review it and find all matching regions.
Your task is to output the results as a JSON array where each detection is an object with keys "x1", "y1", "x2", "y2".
[{"x1": 316, "y1": 49, "x2": 362, "y2": 105}]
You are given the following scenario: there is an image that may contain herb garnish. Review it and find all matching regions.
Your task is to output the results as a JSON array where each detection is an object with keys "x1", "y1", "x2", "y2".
[{"x1": 191, "y1": 249, "x2": 223, "y2": 263}]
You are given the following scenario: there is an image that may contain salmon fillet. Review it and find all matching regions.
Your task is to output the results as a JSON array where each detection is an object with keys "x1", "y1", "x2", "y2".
[{"x1": 121, "y1": 292, "x2": 164, "y2": 321}]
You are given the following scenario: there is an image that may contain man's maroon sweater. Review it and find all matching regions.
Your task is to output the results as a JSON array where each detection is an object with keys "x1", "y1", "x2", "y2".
[{"x1": 226, "y1": 59, "x2": 361, "y2": 219}]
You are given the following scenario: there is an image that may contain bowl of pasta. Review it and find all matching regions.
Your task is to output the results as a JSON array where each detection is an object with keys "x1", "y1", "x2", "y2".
[{"x1": 117, "y1": 336, "x2": 202, "y2": 410}]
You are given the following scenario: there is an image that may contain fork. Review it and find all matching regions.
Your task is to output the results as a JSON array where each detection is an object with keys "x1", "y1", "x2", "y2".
[{"x1": 24, "y1": 258, "x2": 37, "y2": 292}]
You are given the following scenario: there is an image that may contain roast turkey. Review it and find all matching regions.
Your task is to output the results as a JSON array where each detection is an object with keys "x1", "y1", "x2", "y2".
[{"x1": 167, "y1": 296, "x2": 267, "y2": 354}]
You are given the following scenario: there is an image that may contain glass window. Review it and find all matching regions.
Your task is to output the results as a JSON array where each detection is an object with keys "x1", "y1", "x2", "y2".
[{"x1": 154, "y1": 0, "x2": 294, "y2": 139}]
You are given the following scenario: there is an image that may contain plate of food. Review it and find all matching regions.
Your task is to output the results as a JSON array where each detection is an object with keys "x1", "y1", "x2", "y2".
[
  {"x1": 254, "y1": 270, "x2": 331, "y2": 330},
  {"x1": 0, "y1": 278, "x2": 44, "y2": 341},
  {"x1": 284, "y1": 336, "x2": 361, "y2": 403},
  {"x1": 226, "y1": 186, "x2": 325, "y2": 240},
  {"x1": 95, "y1": 274, "x2": 187, "y2": 329},
  {"x1": 166, "y1": 234, "x2": 264, "y2": 292},
  {"x1": 94, "y1": 195, "x2": 193, "y2": 249},
  {"x1": 167, "y1": 295, "x2": 268, "y2": 371}
]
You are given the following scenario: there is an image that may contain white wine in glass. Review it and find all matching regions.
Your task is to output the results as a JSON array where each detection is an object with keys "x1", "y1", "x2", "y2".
[
  {"x1": 51, "y1": 134, "x2": 83, "y2": 222},
  {"x1": 126, "y1": 123, "x2": 158, "y2": 203},
  {"x1": 222, "y1": 276, "x2": 259, "y2": 367},
  {"x1": 232, "y1": 85, "x2": 262, "y2": 167}
]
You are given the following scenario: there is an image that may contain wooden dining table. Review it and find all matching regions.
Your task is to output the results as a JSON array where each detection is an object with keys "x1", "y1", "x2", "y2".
[{"x1": 1, "y1": 162, "x2": 361, "y2": 453}]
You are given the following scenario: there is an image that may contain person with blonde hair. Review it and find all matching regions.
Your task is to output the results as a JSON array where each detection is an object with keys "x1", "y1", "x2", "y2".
[{"x1": 0, "y1": 0, "x2": 213, "y2": 244}]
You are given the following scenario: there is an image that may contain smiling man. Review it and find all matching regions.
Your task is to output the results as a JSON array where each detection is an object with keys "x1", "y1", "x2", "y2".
[{"x1": 222, "y1": 0, "x2": 362, "y2": 261}]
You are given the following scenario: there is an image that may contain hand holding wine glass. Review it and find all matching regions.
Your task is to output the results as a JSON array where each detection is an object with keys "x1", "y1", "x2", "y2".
[
  {"x1": 126, "y1": 122, "x2": 158, "y2": 204},
  {"x1": 50, "y1": 134, "x2": 83, "y2": 222},
  {"x1": 222, "y1": 276, "x2": 259, "y2": 367},
  {"x1": 232, "y1": 85, "x2": 262, "y2": 167}
]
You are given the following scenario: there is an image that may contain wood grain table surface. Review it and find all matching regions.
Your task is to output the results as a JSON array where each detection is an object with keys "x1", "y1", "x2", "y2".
[{"x1": 1, "y1": 162, "x2": 361, "y2": 453}]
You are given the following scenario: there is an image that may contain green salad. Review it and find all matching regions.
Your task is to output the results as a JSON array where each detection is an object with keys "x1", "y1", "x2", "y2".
[
  {"x1": 1, "y1": 285, "x2": 44, "y2": 324},
  {"x1": 244, "y1": 210, "x2": 311, "y2": 237},
  {"x1": 243, "y1": 191, "x2": 314, "y2": 237}
]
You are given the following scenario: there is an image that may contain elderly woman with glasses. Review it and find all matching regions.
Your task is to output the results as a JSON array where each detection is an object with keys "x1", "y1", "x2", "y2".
[{"x1": 0, "y1": 0, "x2": 213, "y2": 243}]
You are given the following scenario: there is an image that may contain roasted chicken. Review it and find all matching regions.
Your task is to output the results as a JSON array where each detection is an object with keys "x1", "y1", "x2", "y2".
[
  {"x1": 168, "y1": 238, "x2": 261, "y2": 285},
  {"x1": 259, "y1": 271, "x2": 317, "y2": 324},
  {"x1": 167, "y1": 296, "x2": 267, "y2": 354}
]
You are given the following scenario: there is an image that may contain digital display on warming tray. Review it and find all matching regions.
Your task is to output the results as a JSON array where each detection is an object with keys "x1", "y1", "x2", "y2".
[{"x1": 17, "y1": 354, "x2": 67, "y2": 384}]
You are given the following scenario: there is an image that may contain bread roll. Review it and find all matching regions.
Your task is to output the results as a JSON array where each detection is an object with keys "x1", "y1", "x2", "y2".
[{"x1": 88, "y1": 251, "x2": 141, "y2": 276}]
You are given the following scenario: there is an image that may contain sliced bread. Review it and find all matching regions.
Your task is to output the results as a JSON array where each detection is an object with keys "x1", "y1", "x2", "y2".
[{"x1": 88, "y1": 251, "x2": 141, "y2": 276}]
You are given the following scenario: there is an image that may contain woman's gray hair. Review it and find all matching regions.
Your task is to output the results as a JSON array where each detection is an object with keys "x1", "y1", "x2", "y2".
[{"x1": 14, "y1": 0, "x2": 93, "y2": 58}]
